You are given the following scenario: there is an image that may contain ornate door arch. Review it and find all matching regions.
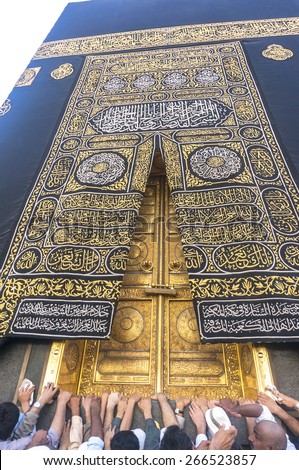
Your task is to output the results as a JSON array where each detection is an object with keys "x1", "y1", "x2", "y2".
[{"x1": 44, "y1": 152, "x2": 273, "y2": 398}]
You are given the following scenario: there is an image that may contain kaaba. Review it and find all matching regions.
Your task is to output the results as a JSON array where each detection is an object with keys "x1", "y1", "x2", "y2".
[{"x1": 0, "y1": 0, "x2": 299, "y2": 412}]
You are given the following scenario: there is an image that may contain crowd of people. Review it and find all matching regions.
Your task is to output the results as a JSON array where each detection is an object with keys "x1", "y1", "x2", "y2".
[{"x1": 0, "y1": 381, "x2": 299, "y2": 450}]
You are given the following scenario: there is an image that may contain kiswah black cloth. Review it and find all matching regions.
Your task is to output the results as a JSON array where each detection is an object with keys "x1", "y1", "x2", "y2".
[
  {"x1": 1, "y1": 37, "x2": 299, "y2": 343},
  {"x1": 0, "y1": 55, "x2": 155, "y2": 341},
  {"x1": 160, "y1": 42, "x2": 299, "y2": 342}
]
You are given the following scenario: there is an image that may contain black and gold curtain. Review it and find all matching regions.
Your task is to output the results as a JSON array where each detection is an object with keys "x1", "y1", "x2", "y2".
[{"x1": 1, "y1": 13, "x2": 299, "y2": 343}]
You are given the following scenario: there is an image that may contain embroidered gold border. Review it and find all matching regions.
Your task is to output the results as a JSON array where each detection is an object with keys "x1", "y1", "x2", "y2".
[{"x1": 34, "y1": 17, "x2": 299, "y2": 60}]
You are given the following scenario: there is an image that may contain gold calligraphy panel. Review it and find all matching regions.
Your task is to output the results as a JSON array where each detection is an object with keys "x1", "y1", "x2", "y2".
[
  {"x1": 160, "y1": 42, "x2": 299, "y2": 342},
  {"x1": 47, "y1": 172, "x2": 270, "y2": 398},
  {"x1": 2, "y1": 40, "x2": 299, "y2": 343},
  {"x1": 34, "y1": 17, "x2": 299, "y2": 60},
  {"x1": 0, "y1": 54, "x2": 157, "y2": 340}
]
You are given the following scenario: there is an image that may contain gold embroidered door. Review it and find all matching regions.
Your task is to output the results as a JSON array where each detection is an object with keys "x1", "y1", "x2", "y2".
[{"x1": 45, "y1": 154, "x2": 273, "y2": 399}]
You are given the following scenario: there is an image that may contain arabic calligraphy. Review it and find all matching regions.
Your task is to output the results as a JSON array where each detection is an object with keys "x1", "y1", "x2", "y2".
[
  {"x1": 75, "y1": 152, "x2": 127, "y2": 186},
  {"x1": 33, "y1": 18, "x2": 299, "y2": 60},
  {"x1": 27, "y1": 198, "x2": 57, "y2": 240},
  {"x1": 15, "y1": 67, "x2": 41, "y2": 87},
  {"x1": 181, "y1": 222, "x2": 269, "y2": 245},
  {"x1": 45, "y1": 157, "x2": 74, "y2": 190},
  {"x1": 14, "y1": 248, "x2": 42, "y2": 274},
  {"x1": 89, "y1": 99, "x2": 233, "y2": 134},
  {"x1": 2, "y1": 40, "x2": 299, "y2": 343},
  {"x1": 188, "y1": 146, "x2": 242, "y2": 181},
  {"x1": 213, "y1": 242, "x2": 274, "y2": 272},
  {"x1": 199, "y1": 298, "x2": 299, "y2": 340},
  {"x1": 262, "y1": 44, "x2": 294, "y2": 61},
  {"x1": 46, "y1": 247, "x2": 100, "y2": 274},
  {"x1": 263, "y1": 188, "x2": 299, "y2": 234},
  {"x1": 12, "y1": 299, "x2": 113, "y2": 338},
  {"x1": 247, "y1": 146, "x2": 278, "y2": 180},
  {"x1": 280, "y1": 243, "x2": 299, "y2": 270},
  {"x1": 176, "y1": 204, "x2": 261, "y2": 226},
  {"x1": 173, "y1": 187, "x2": 257, "y2": 208}
]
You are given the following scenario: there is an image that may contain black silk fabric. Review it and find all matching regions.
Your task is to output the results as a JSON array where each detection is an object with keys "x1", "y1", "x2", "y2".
[{"x1": 1, "y1": 0, "x2": 299, "y2": 343}]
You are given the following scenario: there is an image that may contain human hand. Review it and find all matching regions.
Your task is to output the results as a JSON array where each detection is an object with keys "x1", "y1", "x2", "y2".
[
  {"x1": 138, "y1": 397, "x2": 152, "y2": 419},
  {"x1": 189, "y1": 401, "x2": 206, "y2": 434},
  {"x1": 128, "y1": 392, "x2": 142, "y2": 404},
  {"x1": 91, "y1": 396, "x2": 101, "y2": 411},
  {"x1": 67, "y1": 395, "x2": 81, "y2": 415},
  {"x1": 207, "y1": 399, "x2": 220, "y2": 409},
  {"x1": 194, "y1": 397, "x2": 208, "y2": 413},
  {"x1": 116, "y1": 395, "x2": 128, "y2": 417},
  {"x1": 239, "y1": 398, "x2": 255, "y2": 406},
  {"x1": 270, "y1": 389, "x2": 298, "y2": 408},
  {"x1": 58, "y1": 420, "x2": 71, "y2": 450},
  {"x1": 219, "y1": 398, "x2": 241, "y2": 418},
  {"x1": 209, "y1": 425, "x2": 237, "y2": 450},
  {"x1": 104, "y1": 425, "x2": 116, "y2": 450},
  {"x1": 38, "y1": 382, "x2": 60, "y2": 407},
  {"x1": 194, "y1": 439, "x2": 210, "y2": 450},
  {"x1": 26, "y1": 429, "x2": 49, "y2": 449},
  {"x1": 257, "y1": 392, "x2": 281, "y2": 414},
  {"x1": 175, "y1": 396, "x2": 190, "y2": 410},
  {"x1": 107, "y1": 392, "x2": 120, "y2": 409},
  {"x1": 101, "y1": 389, "x2": 110, "y2": 404},
  {"x1": 18, "y1": 383, "x2": 35, "y2": 413},
  {"x1": 57, "y1": 390, "x2": 72, "y2": 406},
  {"x1": 219, "y1": 398, "x2": 239, "y2": 410},
  {"x1": 151, "y1": 393, "x2": 169, "y2": 402},
  {"x1": 82, "y1": 394, "x2": 94, "y2": 407}
]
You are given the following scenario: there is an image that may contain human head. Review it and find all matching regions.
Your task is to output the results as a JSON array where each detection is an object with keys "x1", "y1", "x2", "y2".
[
  {"x1": 248, "y1": 420, "x2": 287, "y2": 450},
  {"x1": 0, "y1": 402, "x2": 20, "y2": 440},
  {"x1": 160, "y1": 425, "x2": 193, "y2": 450},
  {"x1": 110, "y1": 430, "x2": 139, "y2": 450}
]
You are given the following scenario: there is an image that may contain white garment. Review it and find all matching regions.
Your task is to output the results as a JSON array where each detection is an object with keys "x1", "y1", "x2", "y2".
[
  {"x1": 195, "y1": 433, "x2": 208, "y2": 448},
  {"x1": 160, "y1": 415, "x2": 186, "y2": 442},
  {"x1": 79, "y1": 436, "x2": 104, "y2": 450},
  {"x1": 257, "y1": 405, "x2": 296, "y2": 450},
  {"x1": 132, "y1": 428, "x2": 146, "y2": 450}
]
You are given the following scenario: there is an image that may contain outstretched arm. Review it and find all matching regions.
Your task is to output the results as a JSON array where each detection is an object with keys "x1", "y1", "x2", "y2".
[
  {"x1": 120, "y1": 392, "x2": 141, "y2": 431},
  {"x1": 50, "y1": 390, "x2": 72, "y2": 440},
  {"x1": 258, "y1": 392, "x2": 299, "y2": 436},
  {"x1": 90, "y1": 397, "x2": 103, "y2": 440},
  {"x1": 270, "y1": 388, "x2": 299, "y2": 410},
  {"x1": 189, "y1": 401, "x2": 207, "y2": 435},
  {"x1": 220, "y1": 398, "x2": 263, "y2": 419},
  {"x1": 153, "y1": 393, "x2": 177, "y2": 428},
  {"x1": 209, "y1": 425, "x2": 238, "y2": 450},
  {"x1": 103, "y1": 392, "x2": 119, "y2": 433},
  {"x1": 18, "y1": 383, "x2": 35, "y2": 414}
]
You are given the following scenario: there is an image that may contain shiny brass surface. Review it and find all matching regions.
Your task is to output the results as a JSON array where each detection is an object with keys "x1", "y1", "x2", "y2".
[{"x1": 45, "y1": 154, "x2": 273, "y2": 398}]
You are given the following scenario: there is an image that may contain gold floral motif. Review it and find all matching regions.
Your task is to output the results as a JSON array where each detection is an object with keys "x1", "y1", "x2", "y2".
[
  {"x1": 161, "y1": 138, "x2": 183, "y2": 190},
  {"x1": 130, "y1": 138, "x2": 155, "y2": 192},
  {"x1": 262, "y1": 44, "x2": 294, "y2": 61},
  {"x1": 0, "y1": 99, "x2": 11, "y2": 116},
  {"x1": 51, "y1": 63, "x2": 74, "y2": 79},
  {"x1": 190, "y1": 275, "x2": 299, "y2": 299},
  {"x1": 15, "y1": 67, "x2": 41, "y2": 87},
  {"x1": 2, "y1": 41, "x2": 299, "y2": 343}
]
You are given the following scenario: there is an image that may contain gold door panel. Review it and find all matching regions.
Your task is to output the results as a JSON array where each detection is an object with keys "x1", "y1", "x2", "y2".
[{"x1": 45, "y1": 154, "x2": 273, "y2": 398}]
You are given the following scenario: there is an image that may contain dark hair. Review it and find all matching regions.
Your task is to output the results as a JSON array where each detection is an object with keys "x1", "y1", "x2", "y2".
[
  {"x1": 160, "y1": 425, "x2": 193, "y2": 450},
  {"x1": 111, "y1": 430, "x2": 140, "y2": 450},
  {"x1": 0, "y1": 402, "x2": 20, "y2": 440}
]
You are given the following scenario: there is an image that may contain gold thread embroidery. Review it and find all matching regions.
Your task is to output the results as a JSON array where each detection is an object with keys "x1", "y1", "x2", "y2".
[
  {"x1": 15, "y1": 67, "x2": 41, "y2": 87},
  {"x1": 34, "y1": 17, "x2": 299, "y2": 60},
  {"x1": 262, "y1": 44, "x2": 294, "y2": 61},
  {"x1": 51, "y1": 63, "x2": 74, "y2": 79}
]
